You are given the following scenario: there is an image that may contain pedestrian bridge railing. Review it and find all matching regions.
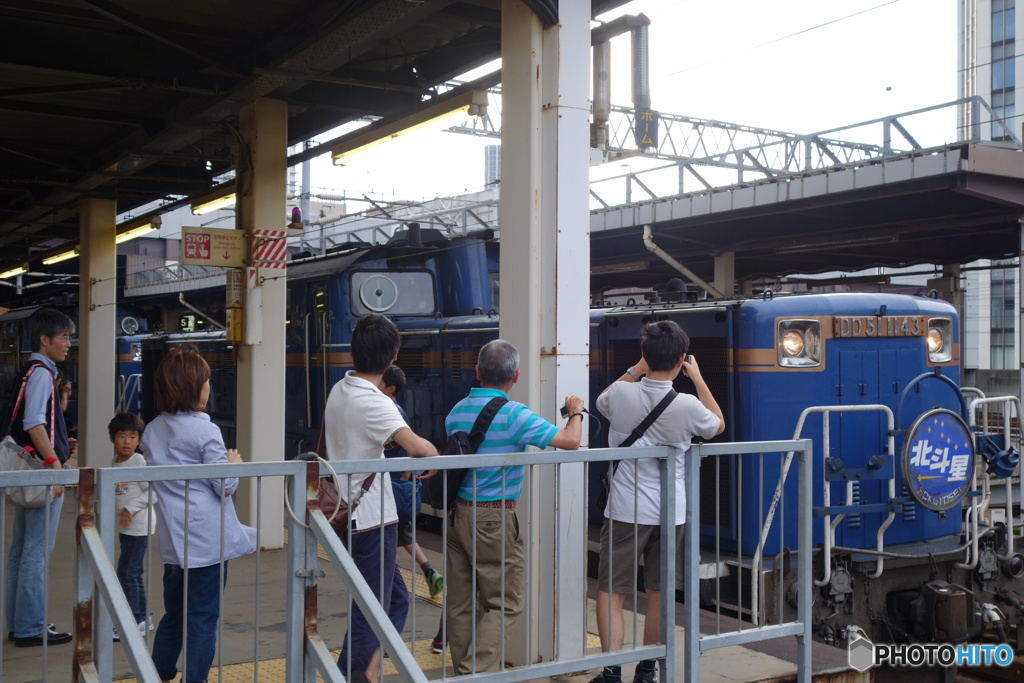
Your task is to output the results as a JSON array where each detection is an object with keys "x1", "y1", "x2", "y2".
[{"x1": 0, "y1": 439, "x2": 814, "y2": 682}]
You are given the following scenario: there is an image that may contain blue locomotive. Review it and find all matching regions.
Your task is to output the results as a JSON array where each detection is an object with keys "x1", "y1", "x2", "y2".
[{"x1": 117, "y1": 226, "x2": 1024, "y2": 647}]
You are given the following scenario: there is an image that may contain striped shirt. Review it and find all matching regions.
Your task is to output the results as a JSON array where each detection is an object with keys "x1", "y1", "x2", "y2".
[{"x1": 445, "y1": 388, "x2": 559, "y2": 502}]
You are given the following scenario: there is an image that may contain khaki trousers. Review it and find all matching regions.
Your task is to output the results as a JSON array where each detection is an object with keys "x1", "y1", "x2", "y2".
[{"x1": 445, "y1": 504, "x2": 524, "y2": 674}]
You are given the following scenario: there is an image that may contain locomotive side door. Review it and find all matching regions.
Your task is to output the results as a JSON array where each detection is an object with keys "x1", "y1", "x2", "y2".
[{"x1": 304, "y1": 284, "x2": 331, "y2": 439}]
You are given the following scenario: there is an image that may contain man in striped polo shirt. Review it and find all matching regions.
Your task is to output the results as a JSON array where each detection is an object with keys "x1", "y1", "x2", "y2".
[{"x1": 443, "y1": 339, "x2": 584, "y2": 674}]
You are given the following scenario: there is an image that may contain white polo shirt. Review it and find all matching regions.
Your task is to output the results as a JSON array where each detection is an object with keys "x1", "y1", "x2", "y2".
[
  {"x1": 324, "y1": 371, "x2": 408, "y2": 531},
  {"x1": 596, "y1": 377, "x2": 721, "y2": 525}
]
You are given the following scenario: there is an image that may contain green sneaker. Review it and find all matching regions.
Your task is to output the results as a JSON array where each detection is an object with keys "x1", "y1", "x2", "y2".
[{"x1": 426, "y1": 568, "x2": 444, "y2": 598}]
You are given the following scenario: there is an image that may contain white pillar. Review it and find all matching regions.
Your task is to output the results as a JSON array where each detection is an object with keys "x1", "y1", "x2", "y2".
[
  {"x1": 235, "y1": 98, "x2": 288, "y2": 548},
  {"x1": 714, "y1": 251, "x2": 736, "y2": 297},
  {"x1": 78, "y1": 198, "x2": 117, "y2": 467},
  {"x1": 501, "y1": 0, "x2": 591, "y2": 664}
]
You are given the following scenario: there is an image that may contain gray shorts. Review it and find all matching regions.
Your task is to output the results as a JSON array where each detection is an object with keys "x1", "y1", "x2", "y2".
[
  {"x1": 397, "y1": 520, "x2": 414, "y2": 547},
  {"x1": 596, "y1": 519, "x2": 685, "y2": 594}
]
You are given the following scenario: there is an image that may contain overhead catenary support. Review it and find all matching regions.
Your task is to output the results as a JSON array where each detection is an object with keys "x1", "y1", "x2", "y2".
[
  {"x1": 643, "y1": 224, "x2": 724, "y2": 298},
  {"x1": 234, "y1": 99, "x2": 287, "y2": 553},
  {"x1": 714, "y1": 251, "x2": 736, "y2": 297}
]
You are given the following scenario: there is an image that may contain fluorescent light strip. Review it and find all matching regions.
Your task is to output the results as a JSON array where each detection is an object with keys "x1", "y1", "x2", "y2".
[
  {"x1": 0, "y1": 266, "x2": 27, "y2": 279},
  {"x1": 43, "y1": 249, "x2": 79, "y2": 265},
  {"x1": 115, "y1": 224, "x2": 156, "y2": 244},
  {"x1": 191, "y1": 193, "x2": 237, "y2": 215}
]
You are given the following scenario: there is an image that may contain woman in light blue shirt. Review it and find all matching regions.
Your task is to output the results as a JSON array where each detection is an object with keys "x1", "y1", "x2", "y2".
[{"x1": 141, "y1": 345, "x2": 255, "y2": 683}]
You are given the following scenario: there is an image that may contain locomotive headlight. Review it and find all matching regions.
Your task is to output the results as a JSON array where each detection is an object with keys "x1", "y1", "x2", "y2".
[
  {"x1": 781, "y1": 330, "x2": 805, "y2": 356},
  {"x1": 777, "y1": 319, "x2": 821, "y2": 367},
  {"x1": 927, "y1": 318, "x2": 952, "y2": 363}
]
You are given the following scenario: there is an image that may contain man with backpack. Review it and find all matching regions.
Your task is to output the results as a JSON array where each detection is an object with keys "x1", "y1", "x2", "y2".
[
  {"x1": 442, "y1": 339, "x2": 584, "y2": 674},
  {"x1": 589, "y1": 321, "x2": 724, "y2": 683},
  {"x1": 2, "y1": 308, "x2": 76, "y2": 647}
]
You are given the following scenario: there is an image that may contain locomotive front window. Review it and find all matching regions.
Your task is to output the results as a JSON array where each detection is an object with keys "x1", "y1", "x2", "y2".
[
  {"x1": 777, "y1": 319, "x2": 821, "y2": 367},
  {"x1": 349, "y1": 271, "x2": 437, "y2": 316}
]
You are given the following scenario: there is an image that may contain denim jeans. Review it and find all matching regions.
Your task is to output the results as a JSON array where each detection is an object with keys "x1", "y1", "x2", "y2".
[
  {"x1": 117, "y1": 533, "x2": 148, "y2": 623},
  {"x1": 5, "y1": 493, "x2": 63, "y2": 638},
  {"x1": 152, "y1": 563, "x2": 227, "y2": 683},
  {"x1": 338, "y1": 523, "x2": 409, "y2": 676}
]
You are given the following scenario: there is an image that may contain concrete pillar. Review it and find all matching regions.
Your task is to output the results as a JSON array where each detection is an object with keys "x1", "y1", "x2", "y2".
[
  {"x1": 714, "y1": 251, "x2": 736, "y2": 297},
  {"x1": 501, "y1": 0, "x2": 591, "y2": 664},
  {"x1": 235, "y1": 98, "x2": 288, "y2": 548},
  {"x1": 78, "y1": 198, "x2": 117, "y2": 467}
]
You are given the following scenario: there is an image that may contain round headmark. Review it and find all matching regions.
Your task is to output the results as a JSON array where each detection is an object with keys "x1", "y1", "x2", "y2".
[{"x1": 901, "y1": 408, "x2": 975, "y2": 511}]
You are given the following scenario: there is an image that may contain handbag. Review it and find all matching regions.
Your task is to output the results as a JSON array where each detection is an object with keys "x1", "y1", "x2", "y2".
[
  {"x1": 1, "y1": 362, "x2": 58, "y2": 508},
  {"x1": 317, "y1": 470, "x2": 375, "y2": 535},
  {"x1": 0, "y1": 435, "x2": 50, "y2": 508},
  {"x1": 313, "y1": 418, "x2": 375, "y2": 534}
]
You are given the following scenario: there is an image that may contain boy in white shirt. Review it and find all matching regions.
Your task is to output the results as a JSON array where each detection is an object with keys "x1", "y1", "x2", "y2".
[{"x1": 109, "y1": 412, "x2": 157, "y2": 639}]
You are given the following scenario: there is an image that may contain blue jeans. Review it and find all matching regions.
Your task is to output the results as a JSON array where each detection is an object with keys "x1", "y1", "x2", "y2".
[
  {"x1": 5, "y1": 494, "x2": 63, "y2": 637},
  {"x1": 152, "y1": 563, "x2": 227, "y2": 683},
  {"x1": 117, "y1": 534, "x2": 148, "y2": 623},
  {"x1": 338, "y1": 523, "x2": 409, "y2": 676}
]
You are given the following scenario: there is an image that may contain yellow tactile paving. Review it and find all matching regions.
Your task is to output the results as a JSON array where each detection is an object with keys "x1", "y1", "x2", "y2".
[{"x1": 116, "y1": 634, "x2": 601, "y2": 682}]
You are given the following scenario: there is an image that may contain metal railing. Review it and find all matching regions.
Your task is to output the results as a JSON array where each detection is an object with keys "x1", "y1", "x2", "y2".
[
  {"x1": 0, "y1": 439, "x2": 818, "y2": 682},
  {"x1": 683, "y1": 439, "x2": 813, "y2": 683}
]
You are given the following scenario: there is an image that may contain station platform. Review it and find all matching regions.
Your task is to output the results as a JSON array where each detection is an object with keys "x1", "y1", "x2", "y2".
[{"x1": 4, "y1": 502, "x2": 857, "y2": 682}]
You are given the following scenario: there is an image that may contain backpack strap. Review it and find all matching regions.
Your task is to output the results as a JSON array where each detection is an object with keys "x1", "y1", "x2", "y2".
[
  {"x1": 4, "y1": 360, "x2": 55, "y2": 447},
  {"x1": 620, "y1": 390, "x2": 676, "y2": 448},
  {"x1": 467, "y1": 397, "x2": 508, "y2": 451}
]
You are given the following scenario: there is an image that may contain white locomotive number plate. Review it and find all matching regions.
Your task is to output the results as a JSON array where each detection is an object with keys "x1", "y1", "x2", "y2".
[{"x1": 833, "y1": 315, "x2": 925, "y2": 338}]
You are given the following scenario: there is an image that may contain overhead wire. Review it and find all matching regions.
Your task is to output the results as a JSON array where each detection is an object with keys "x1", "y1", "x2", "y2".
[{"x1": 667, "y1": 0, "x2": 902, "y2": 77}]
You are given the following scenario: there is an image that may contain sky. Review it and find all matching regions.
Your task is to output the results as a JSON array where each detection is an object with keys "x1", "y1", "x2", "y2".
[{"x1": 300, "y1": 0, "x2": 958, "y2": 211}]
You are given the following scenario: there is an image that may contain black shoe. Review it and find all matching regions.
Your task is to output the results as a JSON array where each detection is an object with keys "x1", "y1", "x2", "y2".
[
  {"x1": 7, "y1": 623, "x2": 57, "y2": 642},
  {"x1": 633, "y1": 664, "x2": 657, "y2": 683},
  {"x1": 589, "y1": 674, "x2": 621, "y2": 683},
  {"x1": 13, "y1": 629, "x2": 72, "y2": 647},
  {"x1": 431, "y1": 627, "x2": 445, "y2": 654}
]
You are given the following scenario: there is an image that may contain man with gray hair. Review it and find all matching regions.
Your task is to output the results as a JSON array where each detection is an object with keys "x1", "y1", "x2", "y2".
[{"x1": 442, "y1": 339, "x2": 584, "y2": 674}]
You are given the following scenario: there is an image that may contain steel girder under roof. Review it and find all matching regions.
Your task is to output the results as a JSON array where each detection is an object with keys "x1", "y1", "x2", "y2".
[{"x1": 0, "y1": 0, "x2": 625, "y2": 278}]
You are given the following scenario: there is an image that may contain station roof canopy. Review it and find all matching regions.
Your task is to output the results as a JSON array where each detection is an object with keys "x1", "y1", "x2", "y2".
[{"x1": 0, "y1": 0, "x2": 627, "y2": 274}]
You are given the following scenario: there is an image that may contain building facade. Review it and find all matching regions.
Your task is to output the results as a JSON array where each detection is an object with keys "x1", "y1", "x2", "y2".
[{"x1": 959, "y1": 0, "x2": 1020, "y2": 383}]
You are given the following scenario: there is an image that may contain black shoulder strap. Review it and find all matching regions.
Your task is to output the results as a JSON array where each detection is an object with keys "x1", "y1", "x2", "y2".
[
  {"x1": 620, "y1": 390, "x2": 676, "y2": 448},
  {"x1": 468, "y1": 397, "x2": 508, "y2": 450}
]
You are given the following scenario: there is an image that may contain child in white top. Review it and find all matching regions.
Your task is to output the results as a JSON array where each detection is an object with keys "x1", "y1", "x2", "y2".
[{"x1": 109, "y1": 413, "x2": 157, "y2": 639}]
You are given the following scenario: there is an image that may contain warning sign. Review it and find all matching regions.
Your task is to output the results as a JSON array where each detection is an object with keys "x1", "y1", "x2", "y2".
[{"x1": 180, "y1": 227, "x2": 246, "y2": 268}]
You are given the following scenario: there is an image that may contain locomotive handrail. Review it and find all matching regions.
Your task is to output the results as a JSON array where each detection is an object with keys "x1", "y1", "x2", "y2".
[
  {"x1": 751, "y1": 404, "x2": 895, "y2": 627},
  {"x1": 967, "y1": 395, "x2": 1023, "y2": 564},
  {"x1": 894, "y1": 368, "x2": 969, "y2": 430}
]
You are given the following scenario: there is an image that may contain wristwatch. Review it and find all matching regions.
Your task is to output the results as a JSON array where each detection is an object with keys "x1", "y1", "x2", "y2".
[{"x1": 626, "y1": 366, "x2": 640, "y2": 381}]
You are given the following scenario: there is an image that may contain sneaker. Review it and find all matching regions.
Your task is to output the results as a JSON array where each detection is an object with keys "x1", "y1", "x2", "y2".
[
  {"x1": 426, "y1": 569, "x2": 444, "y2": 598},
  {"x1": 147, "y1": 614, "x2": 155, "y2": 631},
  {"x1": 633, "y1": 664, "x2": 657, "y2": 683},
  {"x1": 431, "y1": 625, "x2": 445, "y2": 654},
  {"x1": 112, "y1": 628, "x2": 120, "y2": 642},
  {"x1": 137, "y1": 620, "x2": 148, "y2": 637}
]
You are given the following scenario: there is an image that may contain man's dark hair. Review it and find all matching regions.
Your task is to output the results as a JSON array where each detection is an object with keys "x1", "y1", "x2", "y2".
[
  {"x1": 107, "y1": 412, "x2": 145, "y2": 439},
  {"x1": 641, "y1": 320, "x2": 690, "y2": 371},
  {"x1": 29, "y1": 309, "x2": 75, "y2": 352},
  {"x1": 352, "y1": 314, "x2": 400, "y2": 374},
  {"x1": 477, "y1": 339, "x2": 519, "y2": 386},
  {"x1": 382, "y1": 365, "x2": 406, "y2": 395}
]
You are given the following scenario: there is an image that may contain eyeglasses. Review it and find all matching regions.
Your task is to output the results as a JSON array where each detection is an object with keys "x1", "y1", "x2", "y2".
[{"x1": 48, "y1": 335, "x2": 71, "y2": 343}]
